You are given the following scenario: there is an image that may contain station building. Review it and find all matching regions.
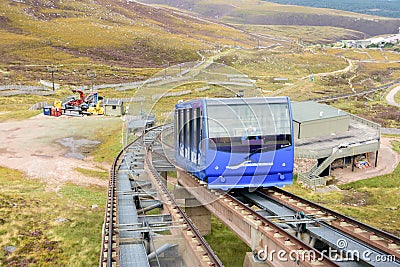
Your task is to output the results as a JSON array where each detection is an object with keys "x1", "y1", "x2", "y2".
[{"x1": 292, "y1": 101, "x2": 381, "y2": 187}]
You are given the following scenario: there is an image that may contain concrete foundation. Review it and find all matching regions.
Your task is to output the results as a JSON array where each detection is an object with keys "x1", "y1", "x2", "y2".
[
  {"x1": 174, "y1": 183, "x2": 212, "y2": 236},
  {"x1": 150, "y1": 235, "x2": 185, "y2": 267},
  {"x1": 185, "y1": 198, "x2": 211, "y2": 236},
  {"x1": 243, "y1": 252, "x2": 270, "y2": 267},
  {"x1": 160, "y1": 171, "x2": 168, "y2": 185}
]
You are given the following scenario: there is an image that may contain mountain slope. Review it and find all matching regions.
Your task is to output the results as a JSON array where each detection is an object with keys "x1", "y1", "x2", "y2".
[
  {"x1": 136, "y1": 0, "x2": 400, "y2": 37},
  {"x1": 0, "y1": 0, "x2": 255, "y2": 68}
]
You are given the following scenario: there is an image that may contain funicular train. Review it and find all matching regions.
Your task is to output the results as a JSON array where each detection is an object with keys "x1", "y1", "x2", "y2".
[{"x1": 174, "y1": 97, "x2": 294, "y2": 190}]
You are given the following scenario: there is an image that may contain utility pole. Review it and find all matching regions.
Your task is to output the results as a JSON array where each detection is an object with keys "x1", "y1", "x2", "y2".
[
  {"x1": 163, "y1": 62, "x2": 169, "y2": 79},
  {"x1": 87, "y1": 69, "x2": 96, "y2": 92},
  {"x1": 47, "y1": 65, "x2": 57, "y2": 91}
]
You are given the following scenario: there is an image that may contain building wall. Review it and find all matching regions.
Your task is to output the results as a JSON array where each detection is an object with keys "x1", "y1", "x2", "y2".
[
  {"x1": 294, "y1": 116, "x2": 350, "y2": 139},
  {"x1": 104, "y1": 104, "x2": 124, "y2": 116}
]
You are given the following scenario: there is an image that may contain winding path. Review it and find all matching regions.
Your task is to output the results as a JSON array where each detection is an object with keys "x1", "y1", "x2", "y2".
[{"x1": 386, "y1": 85, "x2": 400, "y2": 107}]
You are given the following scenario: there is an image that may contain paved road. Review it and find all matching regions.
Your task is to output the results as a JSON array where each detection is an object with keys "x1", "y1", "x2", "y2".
[
  {"x1": 382, "y1": 128, "x2": 400, "y2": 135},
  {"x1": 386, "y1": 85, "x2": 400, "y2": 107}
]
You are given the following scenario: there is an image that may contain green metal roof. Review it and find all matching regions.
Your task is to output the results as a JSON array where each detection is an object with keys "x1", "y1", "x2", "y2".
[{"x1": 292, "y1": 101, "x2": 348, "y2": 123}]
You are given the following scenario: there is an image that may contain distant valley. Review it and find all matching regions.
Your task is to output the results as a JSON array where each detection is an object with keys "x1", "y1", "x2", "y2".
[
  {"x1": 265, "y1": 0, "x2": 400, "y2": 18},
  {"x1": 137, "y1": 0, "x2": 400, "y2": 37}
]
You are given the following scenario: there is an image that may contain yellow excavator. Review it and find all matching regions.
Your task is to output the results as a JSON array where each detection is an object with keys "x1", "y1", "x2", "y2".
[
  {"x1": 87, "y1": 99, "x2": 104, "y2": 115},
  {"x1": 54, "y1": 99, "x2": 62, "y2": 109}
]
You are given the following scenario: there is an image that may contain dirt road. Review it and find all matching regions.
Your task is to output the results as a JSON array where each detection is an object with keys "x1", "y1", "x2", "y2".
[
  {"x1": 0, "y1": 114, "x2": 121, "y2": 191},
  {"x1": 386, "y1": 85, "x2": 400, "y2": 107}
]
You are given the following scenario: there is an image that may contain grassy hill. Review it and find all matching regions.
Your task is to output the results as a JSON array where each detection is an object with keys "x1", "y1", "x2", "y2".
[
  {"x1": 137, "y1": 0, "x2": 400, "y2": 38},
  {"x1": 265, "y1": 0, "x2": 400, "y2": 18},
  {"x1": 0, "y1": 0, "x2": 256, "y2": 85}
]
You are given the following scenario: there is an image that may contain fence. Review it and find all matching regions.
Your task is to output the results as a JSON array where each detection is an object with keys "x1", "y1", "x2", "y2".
[
  {"x1": 297, "y1": 173, "x2": 326, "y2": 188},
  {"x1": 152, "y1": 90, "x2": 192, "y2": 101},
  {"x1": 107, "y1": 97, "x2": 146, "y2": 103},
  {"x1": 29, "y1": 101, "x2": 49, "y2": 110},
  {"x1": 194, "y1": 86, "x2": 210, "y2": 92},
  {"x1": 0, "y1": 85, "x2": 49, "y2": 91}
]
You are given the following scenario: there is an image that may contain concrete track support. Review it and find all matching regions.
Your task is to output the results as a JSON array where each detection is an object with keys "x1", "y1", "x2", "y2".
[
  {"x1": 176, "y1": 169, "x2": 338, "y2": 267},
  {"x1": 185, "y1": 198, "x2": 211, "y2": 236}
]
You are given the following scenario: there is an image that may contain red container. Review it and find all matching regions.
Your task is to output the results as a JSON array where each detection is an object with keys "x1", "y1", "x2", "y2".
[{"x1": 50, "y1": 107, "x2": 62, "y2": 117}]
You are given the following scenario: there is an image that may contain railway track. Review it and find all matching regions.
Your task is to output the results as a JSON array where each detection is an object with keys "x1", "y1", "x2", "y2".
[
  {"x1": 158, "y1": 129, "x2": 400, "y2": 266},
  {"x1": 260, "y1": 187, "x2": 400, "y2": 260},
  {"x1": 177, "y1": 166, "x2": 400, "y2": 266},
  {"x1": 102, "y1": 125, "x2": 400, "y2": 266},
  {"x1": 235, "y1": 187, "x2": 400, "y2": 266},
  {"x1": 100, "y1": 125, "x2": 223, "y2": 267}
]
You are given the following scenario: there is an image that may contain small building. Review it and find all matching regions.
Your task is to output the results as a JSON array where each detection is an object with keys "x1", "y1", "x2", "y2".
[
  {"x1": 104, "y1": 99, "x2": 124, "y2": 116},
  {"x1": 292, "y1": 101, "x2": 349, "y2": 139},
  {"x1": 293, "y1": 101, "x2": 380, "y2": 187},
  {"x1": 127, "y1": 114, "x2": 156, "y2": 133}
]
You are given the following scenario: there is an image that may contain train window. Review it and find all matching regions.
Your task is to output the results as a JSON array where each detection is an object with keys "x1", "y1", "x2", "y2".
[
  {"x1": 207, "y1": 102, "x2": 292, "y2": 153},
  {"x1": 175, "y1": 110, "x2": 179, "y2": 148},
  {"x1": 189, "y1": 109, "x2": 194, "y2": 162},
  {"x1": 183, "y1": 109, "x2": 187, "y2": 158},
  {"x1": 179, "y1": 109, "x2": 184, "y2": 157},
  {"x1": 185, "y1": 109, "x2": 191, "y2": 159},
  {"x1": 193, "y1": 108, "x2": 198, "y2": 164}
]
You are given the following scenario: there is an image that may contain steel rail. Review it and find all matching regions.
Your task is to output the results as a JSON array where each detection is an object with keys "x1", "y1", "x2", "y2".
[
  {"x1": 100, "y1": 132, "x2": 145, "y2": 267},
  {"x1": 144, "y1": 125, "x2": 224, "y2": 267},
  {"x1": 262, "y1": 187, "x2": 400, "y2": 260},
  {"x1": 101, "y1": 124, "x2": 223, "y2": 267}
]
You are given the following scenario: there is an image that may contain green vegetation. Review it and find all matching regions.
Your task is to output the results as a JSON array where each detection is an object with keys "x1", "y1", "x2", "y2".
[
  {"x1": 75, "y1": 167, "x2": 109, "y2": 181},
  {"x1": 205, "y1": 216, "x2": 251, "y2": 267},
  {"x1": 90, "y1": 119, "x2": 123, "y2": 164},
  {"x1": 331, "y1": 95, "x2": 400, "y2": 128},
  {"x1": 285, "y1": 139, "x2": 400, "y2": 235},
  {"x1": 240, "y1": 24, "x2": 364, "y2": 44},
  {"x1": 0, "y1": 167, "x2": 106, "y2": 266},
  {"x1": 0, "y1": 110, "x2": 41, "y2": 122},
  {"x1": 265, "y1": 0, "x2": 400, "y2": 18},
  {"x1": 395, "y1": 91, "x2": 400, "y2": 105}
]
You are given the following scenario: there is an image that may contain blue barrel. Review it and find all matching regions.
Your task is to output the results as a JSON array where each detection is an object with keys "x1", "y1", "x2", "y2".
[{"x1": 43, "y1": 106, "x2": 52, "y2": 116}]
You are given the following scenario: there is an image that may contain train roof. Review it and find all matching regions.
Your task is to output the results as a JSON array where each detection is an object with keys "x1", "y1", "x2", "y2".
[{"x1": 205, "y1": 97, "x2": 289, "y2": 105}]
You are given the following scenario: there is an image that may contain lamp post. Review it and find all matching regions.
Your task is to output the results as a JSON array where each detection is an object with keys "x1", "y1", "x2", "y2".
[
  {"x1": 87, "y1": 69, "x2": 96, "y2": 92},
  {"x1": 47, "y1": 65, "x2": 57, "y2": 91},
  {"x1": 162, "y1": 62, "x2": 169, "y2": 79}
]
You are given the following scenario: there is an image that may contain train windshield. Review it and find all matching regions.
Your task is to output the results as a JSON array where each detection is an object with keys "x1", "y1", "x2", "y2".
[{"x1": 207, "y1": 102, "x2": 292, "y2": 153}]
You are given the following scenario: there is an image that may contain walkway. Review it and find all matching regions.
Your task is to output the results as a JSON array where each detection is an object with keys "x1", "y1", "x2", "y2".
[{"x1": 386, "y1": 85, "x2": 400, "y2": 107}]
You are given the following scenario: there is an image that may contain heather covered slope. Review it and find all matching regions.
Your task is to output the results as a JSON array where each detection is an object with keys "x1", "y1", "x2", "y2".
[
  {"x1": 137, "y1": 0, "x2": 400, "y2": 37},
  {"x1": 0, "y1": 0, "x2": 255, "y2": 68}
]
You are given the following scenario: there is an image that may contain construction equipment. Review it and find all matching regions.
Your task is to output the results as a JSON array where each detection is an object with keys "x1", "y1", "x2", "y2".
[
  {"x1": 47, "y1": 89, "x2": 106, "y2": 117},
  {"x1": 64, "y1": 89, "x2": 85, "y2": 108},
  {"x1": 54, "y1": 100, "x2": 62, "y2": 109},
  {"x1": 87, "y1": 99, "x2": 104, "y2": 115}
]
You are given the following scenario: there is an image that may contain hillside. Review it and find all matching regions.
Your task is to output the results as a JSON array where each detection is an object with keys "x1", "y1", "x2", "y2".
[
  {"x1": 0, "y1": 0, "x2": 256, "y2": 85},
  {"x1": 137, "y1": 0, "x2": 400, "y2": 38},
  {"x1": 266, "y1": 0, "x2": 400, "y2": 18}
]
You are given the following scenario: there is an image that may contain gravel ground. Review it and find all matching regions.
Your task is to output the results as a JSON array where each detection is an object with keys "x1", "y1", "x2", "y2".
[{"x1": 0, "y1": 114, "x2": 121, "y2": 191}]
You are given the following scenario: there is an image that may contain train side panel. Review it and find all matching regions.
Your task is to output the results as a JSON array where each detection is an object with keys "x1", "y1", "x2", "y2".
[{"x1": 174, "y1": 97, "x2": 294, "y2": 190}]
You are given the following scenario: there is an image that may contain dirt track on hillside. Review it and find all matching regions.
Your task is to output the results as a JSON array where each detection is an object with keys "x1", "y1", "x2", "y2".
[{"x1": 0, "y1": 114, "x2": 121, "y2": 192}]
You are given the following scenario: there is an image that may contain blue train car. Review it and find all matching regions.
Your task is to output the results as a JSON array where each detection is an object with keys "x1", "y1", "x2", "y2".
[{"x1": 174, "y1": 97, "x2": 294, "y2": 190}]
